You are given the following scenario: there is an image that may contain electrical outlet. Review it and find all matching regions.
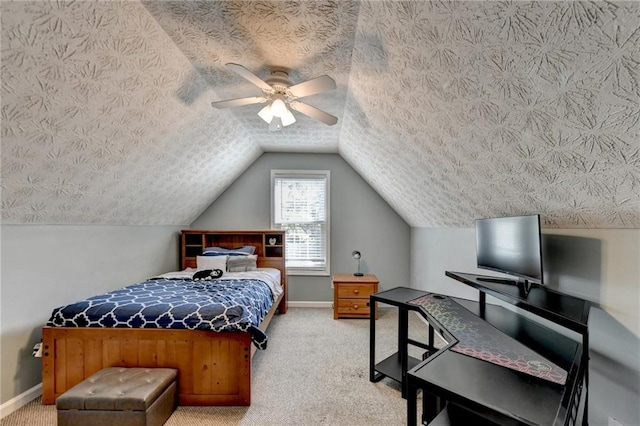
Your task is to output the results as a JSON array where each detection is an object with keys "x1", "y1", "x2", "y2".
[{"x1": 608, "y1": 417, "x2": 624, "y2": 426}]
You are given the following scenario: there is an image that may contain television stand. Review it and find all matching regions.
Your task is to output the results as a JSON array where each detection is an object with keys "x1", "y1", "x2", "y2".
[
  {"x1": 475, "y1": 276, "x2": 538, "y2": 296},
  {"x1": 475, "y1": 277, "x2": 516, "y2": 285}
]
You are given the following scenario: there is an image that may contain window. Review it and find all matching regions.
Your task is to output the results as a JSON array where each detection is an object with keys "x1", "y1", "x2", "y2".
[{"x1": 271, "y1": 170, "x2": 330, "y2": 276}]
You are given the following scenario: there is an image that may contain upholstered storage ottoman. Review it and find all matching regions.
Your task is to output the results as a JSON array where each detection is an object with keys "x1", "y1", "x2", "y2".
[{"x1": 56, "y1": 367, "x2": 177, "y2": 426}]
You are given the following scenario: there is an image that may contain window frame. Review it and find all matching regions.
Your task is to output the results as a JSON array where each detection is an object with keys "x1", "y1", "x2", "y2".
[{"x1": 270, "y1": 169, "x2": 330, "y2": 276}]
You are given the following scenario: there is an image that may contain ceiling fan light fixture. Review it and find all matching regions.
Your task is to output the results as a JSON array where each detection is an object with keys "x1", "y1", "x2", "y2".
[
  {"x1": 259, "y1": 96, "x2": 294, "y2": 128},
  {"x1": 271, "y1": 97, "x2": 287, "y2": 117},
  {"x1": 281, "y1": 107, "x2": 296, "y2": 127},
  {"x1": 258, "y1": 104, "x2": 274, "y2": 123}
]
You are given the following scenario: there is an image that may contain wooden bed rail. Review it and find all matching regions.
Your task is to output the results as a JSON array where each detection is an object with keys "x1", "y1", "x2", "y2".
[{"x1": 41, "y1": 327, "x2": 252, "y2": 405}]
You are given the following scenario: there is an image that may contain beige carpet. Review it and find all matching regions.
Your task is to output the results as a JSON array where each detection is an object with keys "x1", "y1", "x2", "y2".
[{"x1": 2, "y1": 307, "x2": 431, "y2": 425}]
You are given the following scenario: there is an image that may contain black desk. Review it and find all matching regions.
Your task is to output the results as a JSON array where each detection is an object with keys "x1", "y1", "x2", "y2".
[
  {"x1": 445, "y1": 271, "x2": 591, "y2": 425},
  {"x1": 407, "y1": 297, "x2": 584, "y2": 426},
  {"x1": 369, "y1": 286, "x2": 586, "y2": 426}
]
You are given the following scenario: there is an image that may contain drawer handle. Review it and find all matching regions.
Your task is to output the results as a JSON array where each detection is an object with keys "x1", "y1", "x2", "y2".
[
  {"x1": 353, "y1": 304, "x2": 359, "y2": 309},
  {"x1": 353, "y1": 289, "x2": 359, "y2": 294}
]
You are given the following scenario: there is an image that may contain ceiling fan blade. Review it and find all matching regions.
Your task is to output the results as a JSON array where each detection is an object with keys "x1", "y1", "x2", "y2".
[
  {"x1": 226, "y1": 63, "x2": 273, "y2": 92},
  {"x1": 289, "y1": 101, "x2": 338, "y2": 126},
  {"x1": 288, "y1": 75, "x2": 336, "y2": 98},
  {"x1": 211, "y1": 96, "x2": 266, "y2": 109}
]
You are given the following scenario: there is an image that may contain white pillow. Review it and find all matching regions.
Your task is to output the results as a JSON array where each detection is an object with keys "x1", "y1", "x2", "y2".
[{"x1": 196, "y1": 255, "x2": 228, "y2": 271}]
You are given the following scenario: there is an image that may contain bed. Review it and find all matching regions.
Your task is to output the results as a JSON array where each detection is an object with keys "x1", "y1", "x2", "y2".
[{"x1": 42, "y1": 230, "x2": 287, "y2": 406}]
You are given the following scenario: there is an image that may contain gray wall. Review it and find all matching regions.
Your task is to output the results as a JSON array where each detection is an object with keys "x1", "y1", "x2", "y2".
[
  {"x1": 411, "y1": 227, "x2": 640, "y2": 426},
  {"x1": 191, "y1": 152, "x2": 411, "y2": 301},
  {"x1": 0, "y1": 225, "x2": 182, "y2": 405}
]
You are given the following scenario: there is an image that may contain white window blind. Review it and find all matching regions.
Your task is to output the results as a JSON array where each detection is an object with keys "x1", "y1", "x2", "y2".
[{"x1": 271, "y1": 170, "x2": 330, "y2": 275}]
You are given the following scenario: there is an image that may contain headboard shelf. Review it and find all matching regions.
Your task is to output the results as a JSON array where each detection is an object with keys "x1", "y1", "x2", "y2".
[{"x1": 181, "y1": 229, "x2": 287, "y2": 313}]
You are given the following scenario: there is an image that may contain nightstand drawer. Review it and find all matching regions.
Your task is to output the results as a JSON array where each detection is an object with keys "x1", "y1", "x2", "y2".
[
  {"x1": 337, "y1": 298, "x2": 371, "y2": 315},
  {"x1": 336, "y1": 284, "x2": 375, "y2": 299}
]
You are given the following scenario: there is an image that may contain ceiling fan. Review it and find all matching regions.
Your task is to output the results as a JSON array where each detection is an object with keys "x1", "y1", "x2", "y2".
[{"x1": 211, "y1": 63, "x2": 338, "y2": 130}]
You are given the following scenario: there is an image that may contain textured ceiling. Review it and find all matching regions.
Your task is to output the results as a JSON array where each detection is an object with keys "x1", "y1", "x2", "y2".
[{"x1": 2, "y1": 1, "x2": 639, "y2": 228}]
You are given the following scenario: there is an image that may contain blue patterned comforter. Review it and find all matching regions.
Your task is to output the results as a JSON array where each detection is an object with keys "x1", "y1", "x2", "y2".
[{"x1": 46, "y1": 278, "x2": 275, "y2": 349}]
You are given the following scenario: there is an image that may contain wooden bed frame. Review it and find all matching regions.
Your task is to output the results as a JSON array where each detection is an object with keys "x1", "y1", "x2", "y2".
[{"x1": 42, "y1": 230, "x2": 287, "y2": 406}]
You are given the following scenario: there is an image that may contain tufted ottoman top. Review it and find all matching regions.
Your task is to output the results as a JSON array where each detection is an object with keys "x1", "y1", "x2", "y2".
[{"x1": 56, "y1": 367, "x2": 177, "y2": 411}]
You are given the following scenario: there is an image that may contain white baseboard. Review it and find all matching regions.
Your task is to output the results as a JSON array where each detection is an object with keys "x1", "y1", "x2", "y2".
[
  {"x1": 0, "y1": 383, "x2": 42, "y2": 419},
  {"x1": 288, "y1": 301, "x2": 332, "y2": 308}
]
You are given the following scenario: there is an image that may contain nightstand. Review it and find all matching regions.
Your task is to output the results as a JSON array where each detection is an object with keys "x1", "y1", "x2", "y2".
[{"x1": 332, "y1": 274, "x2": 379, "y2": 319}]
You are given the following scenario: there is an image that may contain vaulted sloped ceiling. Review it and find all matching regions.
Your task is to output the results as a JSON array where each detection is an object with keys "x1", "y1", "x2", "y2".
[{"x1": 2, "y1": 1, "x2": 639, "y2": 228}]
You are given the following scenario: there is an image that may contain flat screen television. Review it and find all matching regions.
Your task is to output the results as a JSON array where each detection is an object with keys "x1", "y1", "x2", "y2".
[{"x1": 475, "y1": 214, "x2": 543, "y2": 288}]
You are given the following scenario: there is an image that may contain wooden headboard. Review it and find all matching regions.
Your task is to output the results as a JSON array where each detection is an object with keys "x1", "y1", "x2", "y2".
[{"x1": 181, "y1": 229, "x2": 287, "y2": 313}]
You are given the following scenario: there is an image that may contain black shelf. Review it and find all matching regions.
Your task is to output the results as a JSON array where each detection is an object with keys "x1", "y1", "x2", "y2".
[
  {"x1": 374, "y1": 353, "x2": 422, "y2": 383},
  {"x1": 265, "y1": 246, "x2": 283, "y2": 257},
  {"x1": 370, "y1": 287, "x2": 438, "y2": 399},
  {"x1": 185, "y1": 246, "x2": 202, "y2": 257},
  {"x1": 184, "y1": 234, "x2": 202, "y2": 245},
  {"x1": 446, "y1": 271, "x2": 590, "y2": 334}
]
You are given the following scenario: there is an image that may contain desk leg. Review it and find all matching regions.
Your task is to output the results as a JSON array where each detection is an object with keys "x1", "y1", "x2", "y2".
[
  {"x1": 408, "y1": 384, "x2": 443, "y2": 426},
  {"x1": 428, "y1": 326, "x2": 434, "y2": 357},
  {"x1": 423, "y1": 391, "x2": 444, "y2": 424},
  {"x1": 479, "y1": 291, "x2": 486, "y2": 319},
  {"x1": 407, "y1": 378, "x2": 417, "y2": 426},
  {"x1": 582, "y1": 332, "x2": 589, "y2": 426},
  {"x1": 399, "y1": 307, "x2": 409, "y2": 398},
  {"x1": 370, "y1": 297, "x2": 377, "y2": 382}
]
